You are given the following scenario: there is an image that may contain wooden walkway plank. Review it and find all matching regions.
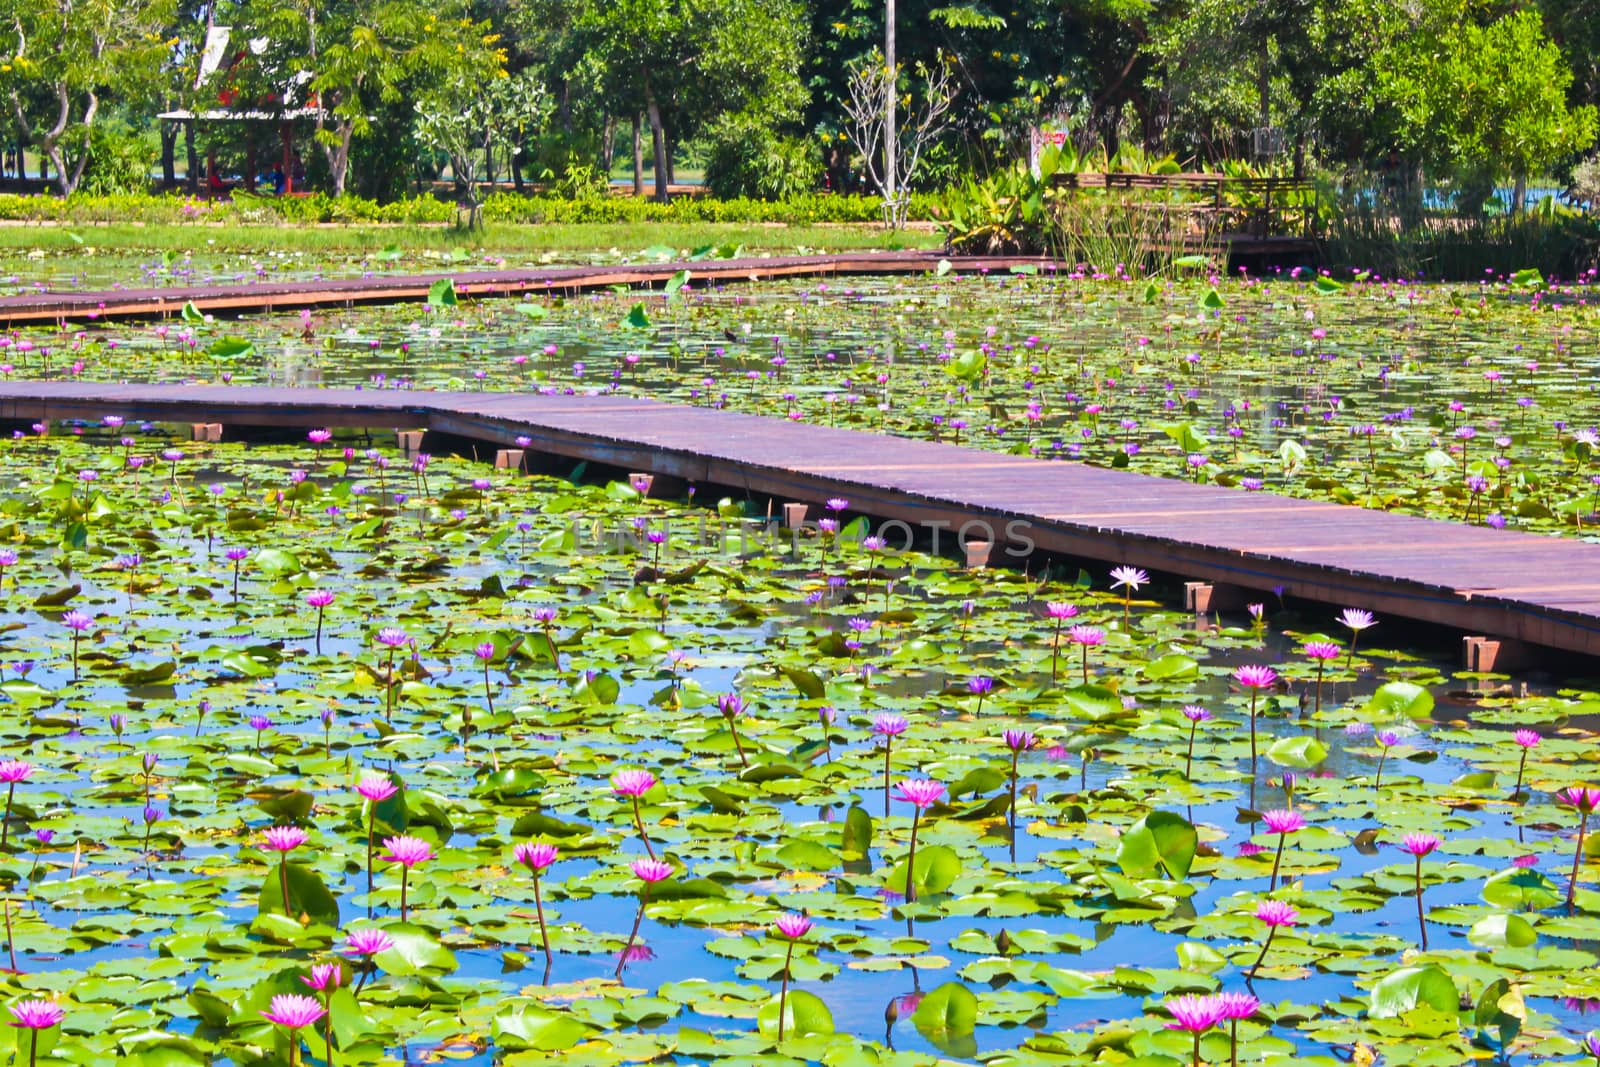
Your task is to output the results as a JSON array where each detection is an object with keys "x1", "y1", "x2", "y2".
[
  {"x1": 1, "y1": 380, "x2": 1597, "y2": 658},
  {"x1": 0, "y1": 252, "x2": 1053, "y2": 325}
]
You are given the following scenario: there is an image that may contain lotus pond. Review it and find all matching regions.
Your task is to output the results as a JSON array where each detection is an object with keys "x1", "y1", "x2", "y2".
[
  {"x1": 0, "y1": 416, "x2": 1594, "y2": 1067},
  {"x1": 12, "y1": 264, "x2": 1600, "y2": 539}
]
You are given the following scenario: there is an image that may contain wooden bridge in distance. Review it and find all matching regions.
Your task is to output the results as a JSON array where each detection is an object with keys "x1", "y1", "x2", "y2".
[
  {"x1": 1050, "y1": 171, "x2": 1320, "y2": 259},
  {"x1": 0, "y1": 380, "x2": 1586, "y2": 670}
]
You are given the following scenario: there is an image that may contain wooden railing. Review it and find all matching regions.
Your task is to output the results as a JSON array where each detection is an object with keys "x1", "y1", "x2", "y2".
[{"x1": 1050, "y1": 172, "x2": 1320, "y2": 247}]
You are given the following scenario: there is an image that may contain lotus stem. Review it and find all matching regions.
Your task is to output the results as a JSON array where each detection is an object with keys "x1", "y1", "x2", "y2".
[
  {"x1": 1570, "y1": 809, "x2": 1590, "y2": 910},
  {"x1": 365, "y1": 806, "x2": 376, "y2": 916},
  {"x1": 533, "y1": 872, "x2": 552, "y2": 969},
  {"x1": 1009, "y1": 750, "x2": 1020, "y2": 837},
  {"x1": 882, "y1": 739, "x2": 892, "y2": 820},
  {"x1": 1248, "y1": 924, "x2": 1277, "y2": 976},
  {"x1": 631, "y1": 796, "x2": 656, "y2": 861},
  {"x1": 1414, "y1": 854, "x2": 1428, "y2": 948},
  {"x1": 904, "y1": 809, "x2": 921, "y2": 904},
  {"x1": 778, "y1": 939, "x2": 795, "y2": 1040}
]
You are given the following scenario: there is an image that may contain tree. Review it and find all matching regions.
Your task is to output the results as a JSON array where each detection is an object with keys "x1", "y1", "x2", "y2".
[
  {"x1": 234, "y1": 0, "x2": 489, "y2": 196},
  {"x1": 1365, "y1": 6, "x2": 1596, "y2": 211},
  {"x1": 1331, "y1": 2, "x2": 1600, "y2": 211},
  {"x1": 415, "y1": 68, "x2": 548, "y2": 226},
  {"x1": 0, "y1": 0, "x2": 174, "y2": 195},
  {"x1": 573, "y1": 0, "x2": 806, "y2": 202},
  {"x1": 841, "y1": 49, "x2": 957, "y2": 224}
]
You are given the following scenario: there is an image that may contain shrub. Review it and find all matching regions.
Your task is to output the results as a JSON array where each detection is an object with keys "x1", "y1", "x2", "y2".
[
  {"x1": 79, "y1": 127, "x2": 155, "y2": 197},
  {"x1": 0, "y1": 189, "x2": 935, "y2": 228},
  {"x1": 703, "y1": 119, "x2": 822, "y2": 201}
]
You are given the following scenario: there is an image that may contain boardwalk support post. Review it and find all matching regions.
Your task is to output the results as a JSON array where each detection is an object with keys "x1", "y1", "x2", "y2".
[
  {"x1": 1463, "y1": 636, "x2": 1538, "y2": 673},
  {"x1": 964, "y1": 540, "x2": 993, "y2": 569},
  {"x1": 396, "y1": 430, "x2": 424, "y2": 456},
  {"x1": 189, "y1": 423, "x2": 222, "y2": 443},
  {"x1": 629, "y1": 473, "x2": 654, "y2": 497},
  {"x1": 1184, "y1": 581, "x2": 1250, "y2": 613},
  {"x1": 783, "y1": 503, "x2": 809, "y2": 528},
  {"x1": 494, "y1": 449, "x2": 525, "y2": 472}
]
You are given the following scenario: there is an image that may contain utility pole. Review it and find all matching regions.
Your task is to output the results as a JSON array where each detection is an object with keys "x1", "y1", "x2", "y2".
[{"x1": 884, "y1": 0, "x2": 896, "y2": 206}]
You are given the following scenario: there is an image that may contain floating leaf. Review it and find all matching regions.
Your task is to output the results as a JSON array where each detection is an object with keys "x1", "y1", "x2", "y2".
[
  {"x1": 1116, "y1": 811, "x2": 1197, "y2": 880},
  {"x1": 427, "y1": 277, "x2": 458, "y2": 307},
  {"x1": 1369, "y1": 964, "x2": 1458, "y2": 1018}
]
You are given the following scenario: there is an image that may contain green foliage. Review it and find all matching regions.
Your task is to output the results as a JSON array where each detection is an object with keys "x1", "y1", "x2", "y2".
[
  {"x1": 1115, "y1": 811, "x2": 1198, "y2": 879},
  {"x1": 4, "y1": 0, "x2": 173, "y2": 195},
  {"x1": 1, "y1": 190, "x2": 933, "y2": 228},
  {"x1": 703, "y1": 118, "x2": 822, "y2": 200},
  {"x1": 1375, "y1": 9, "x2": 1597, "y2": 193},
  {"x1": 80, "y1": 126, "x2": 155, "y2": 197},
  {"x1": 1321, "y1": 177, "x2": 1600, "y2": 279}
]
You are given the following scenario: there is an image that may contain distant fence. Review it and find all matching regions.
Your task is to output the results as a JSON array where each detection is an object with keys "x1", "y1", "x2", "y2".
[{"x1": 1048, "y1": 171, "x2": 1320, "y2": 253}]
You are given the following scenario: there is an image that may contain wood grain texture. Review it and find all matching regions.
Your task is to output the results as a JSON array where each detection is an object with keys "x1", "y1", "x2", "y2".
[{"x1": 0, "y1": 379, "x2": 1594, "y2": 656}]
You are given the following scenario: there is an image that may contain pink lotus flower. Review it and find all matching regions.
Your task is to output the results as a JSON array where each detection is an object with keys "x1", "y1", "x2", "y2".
[
  {"x1": 1247, "y1": 900, "x2": 1298, "y2": 977},
  {"x1": 1399, "y1": 833, "x2": 1439, "y2": 857},
  {"x1": 1068, "y1": 625, "x2": 1105, "y2": 646},
  {"x1": 872, "y1": 714, "x2": 908, "y2": 738},
  {"x1": 1513, "y1": 729, "x2": 1540, "y2": 748},
  {"x1": 381, "y1": 836, "x2": 432, "y2": 922},
  {"x1": 894, "y1": 779, "x2": 945, "y2": 809},
  {"x1": 1261, "y1": 810, "x2": 1306, "y2": 835},
  {"x1": 355, "y1": 773, "x2": 398, "y2": 803},
  {"x1": 514, "y1": 842, "x2": 558, "y2": 873},
  {"x1": 1262, "y1": 809, "x2": 1306, "y2": 890},
  {"x1": 1303, "y1": 641, "x2": 1340, "y2": 661},
  {"x1": 300, "y1": 963, "x2": 341, "y2": 992},
  {"x1": 611, "y1": 770, "x2": 656, "y2": 798},
  {"x1": 630, "y1": 858, "x2": 673, "y2": 883},
  {"x1": 263, "y1": 826, "x2": 308, "y2": 853},
  {"x1": 6, "y1": 999, "x2": 62, "y2": 1030},
  {"x1": 0, "y1": 762, "x2": 32, "y2": 784},
  {"x1": 261, "y1": 993, "x2": 326, "y2": 1030},
  {"x1": 1399, "y1": 833, "x2": 1440, "y2": 946},
  {"x1": 375, "y1": 627, "x2": 409, "y2": 648},
  {"x1": 1164, "y1": 993, "x2": 1224, "y2": 1032},
  {"x1": 1559, "y1": 786, "x2": 1600, "y2": 814},
  {"x1": 1181, "y1": 705, "x2": 1211, "y2": 722},
  {"x1": 1234, "y1": 665, "x2": 1277, "y2": 688},
  {"x1": 773, "y1": 912, "x2": 813, "y2": 940},
  {"x1": 381, "y1": 835, "x2": 433, "y2": 868},
  {"x1": 1002, "y1": 729, "x2": 1034, "y2": 752},
  {"x1": 1560, "y1": 787, "x2": 1600, "y2": 909},
  {"x1": 1338, "y1": 608, "x2": 1375, "y2": 631},
  {"x1": 342, "y1": 928, "x2": 394, "y2": 957},
  {"x1": 1235, "y1": 666, "x2": 1278, "y2": 783},
  {"x1": 305, "y1": 590, "x2": 335, "y2": 609},
  {"x1": 1215, "y1": 991, "x2": 1258, "y2": 1019},
  {"x1": 1044, "y1": 602, "x2": 1080, "y2": 682},
  {"x1": 895, "y1": 779, "x2": 946, "y2": 905},
  {"x1": 1339, "y1": 609, "x2": 1376, "y2": 668},
  {"x1": 613, "y1": 770, "x2": 660, "y2": 860},
  {"x1": 1255, "y1": 900, "x2": 1299, "y2": 927},
  {"x1": 1109, "y1": 566, "x2": 1147, "y2": 591}
]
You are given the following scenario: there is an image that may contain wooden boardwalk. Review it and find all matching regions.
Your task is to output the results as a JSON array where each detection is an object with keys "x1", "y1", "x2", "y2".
[
  {"x1": 0, "y1": 380, "x2": 1593, "y2": 661},
  {"x1": 0, "y1": 251, "x2": 1050, "y2": 325}
]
